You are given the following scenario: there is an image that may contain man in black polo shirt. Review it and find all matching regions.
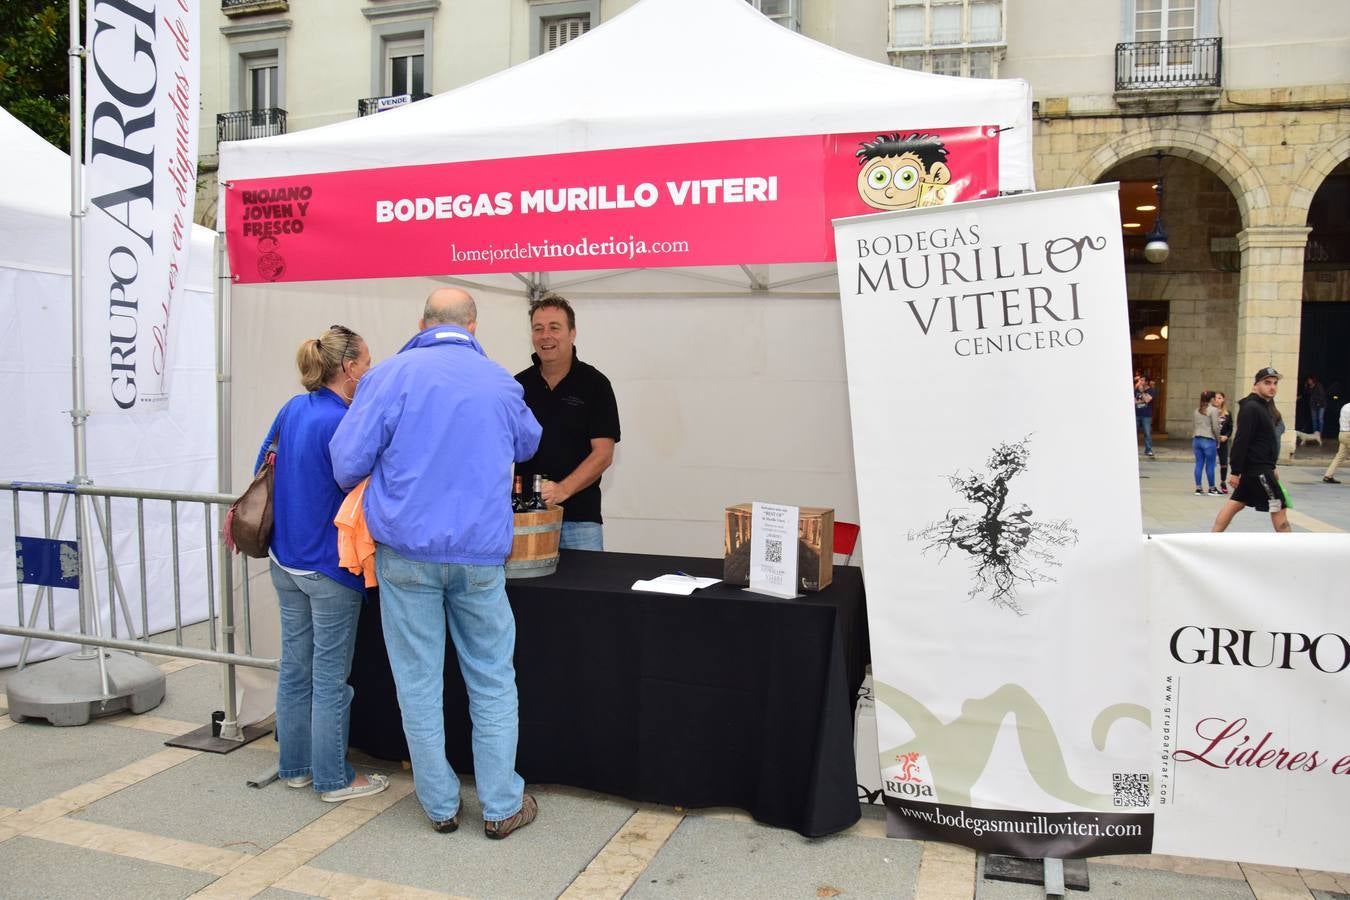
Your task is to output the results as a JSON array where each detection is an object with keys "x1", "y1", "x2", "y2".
[
  {"x1": 515, "y1": 293, "x2": 621, "y2": 550},
  {"x1": 1212, "y1": 366, "x2": 1292, "y2": 533}
]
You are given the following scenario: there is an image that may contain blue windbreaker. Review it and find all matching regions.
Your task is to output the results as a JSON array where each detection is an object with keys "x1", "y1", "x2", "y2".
[
  {"x1": 328, "y1": 325, "x2": 542, "y2": 565},
  {"x1": 256, "y1": 388, "x2": 363, "y2": 593}
]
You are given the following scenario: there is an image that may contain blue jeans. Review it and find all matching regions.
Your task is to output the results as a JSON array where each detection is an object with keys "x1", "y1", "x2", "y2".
[
  {"x1": 559, "y1": 521, "x2": 604, "y2": 551},
  {"x1": 1312, "y1": 407, "x2": 1325, "y2": 433},
  {"x1": 1192, "y1": 436, "x2": 1217, "y2": 488},
  {"x1": 1137, "y1": 412, "x2": 1153, "y2": 454},
  {"x1": 375, "y1": 544, "x2": 525, "y2": 823},
  {"x1": 270, "y1": 565, "x2": 364, "y2": 793}
]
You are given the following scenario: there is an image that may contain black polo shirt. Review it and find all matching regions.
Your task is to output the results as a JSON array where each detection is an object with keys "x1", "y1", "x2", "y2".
[{"x1": 515, "y1": 349, "x2": 621, "y2": 524}]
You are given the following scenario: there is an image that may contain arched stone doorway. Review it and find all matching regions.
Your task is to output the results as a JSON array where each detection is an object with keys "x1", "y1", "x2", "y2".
[
  {"x1": 1299, "y1": 158, "x2": 1350, "y2": 437},
  {"x1": 1098, "y1": 154, "x2": 1243, "y2": 439}
]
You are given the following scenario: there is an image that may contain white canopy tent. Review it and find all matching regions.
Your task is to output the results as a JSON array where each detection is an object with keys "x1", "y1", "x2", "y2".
[
  {"x1": 217, "y1": 0, "x2": 1035, "y2": 559},
  {"x1": 0, "y1": 106, "x2": 218, "y2": 667}
]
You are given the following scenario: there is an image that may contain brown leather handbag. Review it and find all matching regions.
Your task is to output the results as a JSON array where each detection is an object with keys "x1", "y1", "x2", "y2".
[{"x1": 226, "y1": 416, "x2": 283, "y2": 558}]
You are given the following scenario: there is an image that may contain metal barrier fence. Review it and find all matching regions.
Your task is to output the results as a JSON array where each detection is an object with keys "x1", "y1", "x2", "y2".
[{"x1": 2, "y1": 480, "x2": 278, "y2": 741}]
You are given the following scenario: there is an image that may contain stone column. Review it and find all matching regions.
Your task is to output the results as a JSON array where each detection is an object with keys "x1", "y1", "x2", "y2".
[{"x1": 1235, "y1": 226, "x2": 1310, "y2": 461}]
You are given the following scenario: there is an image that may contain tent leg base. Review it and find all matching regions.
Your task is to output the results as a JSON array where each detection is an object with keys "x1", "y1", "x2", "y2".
[
  {"x1": 982, "y1": 855, "x2": 1089, "y2": 894},
  {"x1": 164, "y1": 722, "x2": 272, "y2": 754},
  {"x1": 5, "y1": 651, "x2": 165, "y2": 726}
]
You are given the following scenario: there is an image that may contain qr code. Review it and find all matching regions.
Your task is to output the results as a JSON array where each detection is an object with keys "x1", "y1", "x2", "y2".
[
  {"x1": 765, "y1": 539, "x2": 783, "y2": 563},
  {"x1": 1112, "y1": 772, "x2": 1150, "y2": 808}
]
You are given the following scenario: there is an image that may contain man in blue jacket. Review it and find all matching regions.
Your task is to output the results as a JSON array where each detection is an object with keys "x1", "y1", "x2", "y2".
[{"x1": 329, "y1": 287, "x2": 542, "y2": 838}]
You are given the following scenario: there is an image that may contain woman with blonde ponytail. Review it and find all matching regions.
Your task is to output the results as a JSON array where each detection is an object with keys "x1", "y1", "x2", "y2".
[{"x1": 255, "y1": 325, "x2": 388, "y2": 802}]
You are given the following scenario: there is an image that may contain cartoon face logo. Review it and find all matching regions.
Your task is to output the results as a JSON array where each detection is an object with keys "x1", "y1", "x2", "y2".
[{"x1": 856, "y1": 132, "x2": 952, "y2": 211}]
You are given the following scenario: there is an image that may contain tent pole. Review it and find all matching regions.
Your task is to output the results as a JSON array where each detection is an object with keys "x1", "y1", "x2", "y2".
[
  {"x1": 66, "y1": 0, "x2": 104, "y2": 686},
  {"x1": 215, "y1": 188, "x2": 243, "y2": 741}
]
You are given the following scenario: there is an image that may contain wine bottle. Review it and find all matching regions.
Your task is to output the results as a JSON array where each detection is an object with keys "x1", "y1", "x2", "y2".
[
  {"x1": 529, "y1": 474, "x2": 547, "y2": 511},
  {"x1": 511, "y1": 475, "x2": 524, "y2": 513}
]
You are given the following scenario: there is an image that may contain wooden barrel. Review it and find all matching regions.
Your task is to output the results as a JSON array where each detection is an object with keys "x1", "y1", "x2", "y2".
[{"x1": 505, "y1": 505, "x2": 563, "y2": 579}]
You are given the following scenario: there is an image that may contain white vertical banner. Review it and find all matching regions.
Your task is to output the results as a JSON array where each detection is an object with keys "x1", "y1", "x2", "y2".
[
  {"x1": 1149, "y1": 533, "x2": 1350, "y2": 873},
  {"x1": 84, "y1": 0, "x2": 200, "y2": 412},
  {"x1": 833, "y1": 184, "x2": 1154, "y2": 857}
]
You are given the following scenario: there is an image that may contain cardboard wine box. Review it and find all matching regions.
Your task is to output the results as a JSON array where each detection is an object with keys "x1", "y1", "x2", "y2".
[{"x1": 723, "y1": 504, "x2": 834, "y2": 592}]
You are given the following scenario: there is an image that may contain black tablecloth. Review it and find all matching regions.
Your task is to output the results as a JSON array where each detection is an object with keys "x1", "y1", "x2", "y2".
[{"x1": 348, "y1": 550, "x2": 869, "y2": 836}]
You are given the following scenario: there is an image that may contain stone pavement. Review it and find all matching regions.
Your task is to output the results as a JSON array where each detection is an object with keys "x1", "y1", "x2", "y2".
[{"x1": 0, "y1": 463, "x2": 1346, "y2": 899}]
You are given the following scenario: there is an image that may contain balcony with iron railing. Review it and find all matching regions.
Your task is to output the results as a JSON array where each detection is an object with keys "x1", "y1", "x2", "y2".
[
  {"x1": 1115, "y1": 37, "x2": 1222, "y2": 108},
  {"x1": 217, "y1": 108, "x2": 287, "y2": 144},
  {"x1": 357, "y1": 93, "x2": 432, "y2": 117}
]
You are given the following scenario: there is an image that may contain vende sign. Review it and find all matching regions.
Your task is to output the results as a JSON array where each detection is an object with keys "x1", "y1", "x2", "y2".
[{"x1": 225, "y1": 127, "x2": 999, "y2": 283}]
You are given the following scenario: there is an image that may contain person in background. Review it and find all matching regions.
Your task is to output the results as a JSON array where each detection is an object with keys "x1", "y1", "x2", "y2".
[
  {"x1": 1134, "y1": 374, "x2": 1155, "y2": 458},
  {"x1": 262, "y1": 325, "x2": 388, "y2": 802},
  {"x1": 1305, "y1": 374, "x2": 1328, "y2": 435},
  {"x1": 515, "y1": 293, "x2": 621, "y2": 550},
  {"x1": 1191, "y1": 390, "x2": 1222, "y2": 496},
  {"x1": 329, "y1": 288, "x2": 542, "y2": 838},
  {"x1": 1212, "y1": 367, "x2": 1292, "y2": 533},
  {"x1": 1322, "y1": 397, "x2": 1350, "y2": 484},
  {"x1": 1213, "y1": 391, "x2": 1232, "y2": 494}
]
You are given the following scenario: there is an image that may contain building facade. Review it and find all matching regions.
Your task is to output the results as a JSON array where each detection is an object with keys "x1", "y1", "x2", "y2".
[
  {"x1": 1001, "y1": 1, "x2": 1349, "y2": 446},
  {"x1": 199, "y1": 0, "x2": 1350, "y2": 448}
]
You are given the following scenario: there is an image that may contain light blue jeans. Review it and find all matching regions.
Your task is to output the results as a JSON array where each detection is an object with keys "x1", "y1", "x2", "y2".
[
  {"x1": 1193, "y1": 436, "x2": 1217, "y2": 488},
  {"x1": 375, "y1": 544, "x2": 525, "y2": 823},
  {"x1": 559, "y1": 521, "x2": 604, "y2": 551},
  {"x1": 270, "y1": 565, "x2": 364, "y2": 793}
]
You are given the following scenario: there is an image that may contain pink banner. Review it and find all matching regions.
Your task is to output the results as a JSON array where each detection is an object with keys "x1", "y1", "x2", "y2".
[{"x1": 226, "y1": 127, "x2": 999, "y2": 284}]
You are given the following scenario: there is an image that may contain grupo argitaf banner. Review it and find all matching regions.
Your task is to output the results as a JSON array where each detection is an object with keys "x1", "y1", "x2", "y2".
[
  {"x1": 833, "y1": 184, "x2": 1154, "y2": 857},
  {"x1": 224, "y1": 127, "x2": 1000, "y2": 284},
  {"x1": 84, "y1": 0, "x2": 200, "y2": 412},
  {"x1": 1149, "y1": 533, "x2": 1350, "y2": 873}
]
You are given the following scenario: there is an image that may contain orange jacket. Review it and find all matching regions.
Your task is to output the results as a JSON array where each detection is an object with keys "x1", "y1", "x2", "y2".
[{"x1": 334, "y1": 477, "x2": 377, "y2": 587}]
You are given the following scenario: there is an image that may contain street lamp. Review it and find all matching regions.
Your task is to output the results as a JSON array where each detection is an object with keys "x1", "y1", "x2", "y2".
[{"x1": 1143, "y1": 151, "x2": 1170, "y2": 264}]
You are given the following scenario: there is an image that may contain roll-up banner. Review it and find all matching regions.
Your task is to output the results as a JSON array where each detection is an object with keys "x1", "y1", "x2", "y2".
[
  {"x1": 84, "y1": 0, "x2": 200, "y2": 412},
  {"x1": 224, "y1": 127, "x2": 1001, "y2": 283},
  {"x1": 1149, "y1": 533, "x2": 1350, "y2": 874},
  {"x1": 833, "y1": 184, "x2": 1154, "y2": 858}
]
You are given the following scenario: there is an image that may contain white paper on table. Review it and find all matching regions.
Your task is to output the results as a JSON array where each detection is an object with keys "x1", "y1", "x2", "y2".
[
  {"x1": 631, "y1": 574, "x2": 721, "y2": 595},
  {"x1": 749, "y1": 501, "x2": 799, "y2": 599}
]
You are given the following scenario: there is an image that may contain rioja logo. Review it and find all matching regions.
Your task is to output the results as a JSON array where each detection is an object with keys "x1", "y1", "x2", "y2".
[
  {"x1": 884, "y1": 751, "x2": 935, "y2": 798},
  {"x1": 914, "y1": 437, "x2": 1079, "y2": 614}
]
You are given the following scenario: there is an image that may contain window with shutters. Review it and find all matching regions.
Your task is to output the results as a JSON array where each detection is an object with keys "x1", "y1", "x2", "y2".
[
  {"x1": 543, "y1": 15, "x2": 589, "y2": 52},
  {"x1": 530, "y1": 1, "x2": 599, "y2": 57}
]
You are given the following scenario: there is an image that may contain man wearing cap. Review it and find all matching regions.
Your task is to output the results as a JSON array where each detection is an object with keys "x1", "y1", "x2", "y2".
[
  {"x1": 1212, "y1": 367, "x2": 1292, "y2": 533},
  {"x1": 515, "y1": 292, "x2": 621, "y2": 550}
]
